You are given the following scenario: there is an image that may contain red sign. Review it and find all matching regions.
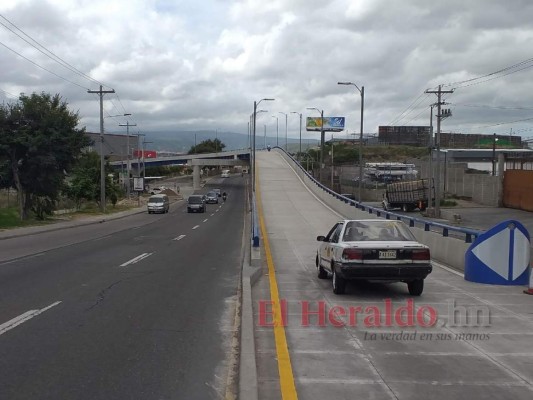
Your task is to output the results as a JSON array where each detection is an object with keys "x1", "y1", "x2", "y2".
[{"x1": 133, "y1": 150, "x2": 157, "y2": 158}]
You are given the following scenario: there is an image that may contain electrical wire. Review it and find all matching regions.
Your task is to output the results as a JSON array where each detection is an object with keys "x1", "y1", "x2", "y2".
[
  {"x1": 0, "y1": 88, "x2": 18, "y2": 98},
  {"x1": 451, "y1": 103, "x2": 533, "y2": 111},
  {"x1": 0, "y1": 40, "x2": 89, "y2": 90},
  {"x1": 442, "y1": 57, "x2": 533, "y2": 89},
  {"x1": 388, "y1": 91, "x2": 431, "y2": 126},
  {"x1": 0, "y1": 13, "x2": 109, "y2": 89}
]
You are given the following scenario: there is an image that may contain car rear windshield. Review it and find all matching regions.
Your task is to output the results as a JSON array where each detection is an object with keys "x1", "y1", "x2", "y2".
[
  {"x1": 188, "y1": 196, "x2": 203, "y2": 204},
  {"x1": 149, "y1": 198, "x2": 164, "y2": 204},
  {"x1": 343, "y1": 221, "x2": 417, "y2": 242},
  {"x1": 207, "y1": 192, "x2": 216, "y2": 197}
]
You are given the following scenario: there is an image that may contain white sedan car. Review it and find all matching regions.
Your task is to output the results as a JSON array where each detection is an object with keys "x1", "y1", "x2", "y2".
[{"x1": 316, "y1": 219, "x2": 432, "y2": 295}]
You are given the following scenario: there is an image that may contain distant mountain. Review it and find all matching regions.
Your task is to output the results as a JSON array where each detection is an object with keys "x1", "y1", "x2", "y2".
[{"x1": 140, "y1": 130, "x2": 319, "y2": 153}]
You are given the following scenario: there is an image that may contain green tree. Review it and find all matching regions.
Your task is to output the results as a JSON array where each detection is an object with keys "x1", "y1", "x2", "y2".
[
  {"x1": 64, "y1": 151, "x2": 122, "y2": 209},
  {"x1": 188, "y1": 138, "x2": 225, "y2": 154},
  {"x1": 0, "y1": 92, "x2": 90, "y2": 220}
]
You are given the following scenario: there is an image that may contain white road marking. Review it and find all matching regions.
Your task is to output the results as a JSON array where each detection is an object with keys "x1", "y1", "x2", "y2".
[
  {"x1": 216, "y1": 209, "x2": 219, "y2": 213},
  {"x1": 0, "y1": 253, "x2": 46, "y2": 266},
  {"x1": 433, "y1": 260, "x2": 463, "y2": 277},
  {"x1": 0, "y1": 301, "x2": 61, "y2": 336},
  {"x1": 210, "y1": 214, "x2": 215, "y2": 216},
  {"x1": 120, "y1": 252, "x2": 153, "y2": 267},
  {"x1": 192, "y1": 225, "x2": 200, "y2": 230},
  {"x1": 173, "y1": 234, "x2": 186, "y2": 241},
  {"x1": 203, "y1": 219, "x2": 208, "y2": 223}
]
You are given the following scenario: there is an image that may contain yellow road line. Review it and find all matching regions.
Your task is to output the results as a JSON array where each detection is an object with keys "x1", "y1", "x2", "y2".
[{"x1": 256, "y1": 166, "x2": 299, "y2": 400}]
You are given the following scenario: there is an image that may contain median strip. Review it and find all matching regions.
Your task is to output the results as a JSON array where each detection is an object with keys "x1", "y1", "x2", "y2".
[{"x1": 256, "y1": 169, "x2": 299, "y2": 399}]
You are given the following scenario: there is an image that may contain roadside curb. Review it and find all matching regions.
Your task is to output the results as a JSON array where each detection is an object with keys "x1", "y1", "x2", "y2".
[
  {"x1": 0, "y1": 196, "x2": 192, "y2": 241},
  {"x1": 239, "y1": 261, "x2": 261, "y2": 400},
  {"x1": 0, "y1": 206, "x2": 148, "y2": 241}
]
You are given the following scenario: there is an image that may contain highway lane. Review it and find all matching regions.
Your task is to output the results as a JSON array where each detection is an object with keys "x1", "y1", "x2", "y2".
[{"x1": 0, "y1": 176, "x2": 245, "y2": 400}]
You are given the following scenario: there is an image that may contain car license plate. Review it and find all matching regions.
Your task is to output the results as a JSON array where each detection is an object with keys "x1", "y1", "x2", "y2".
[{"x1": 379, "y1": 250, "x2": 397, "y2": 259}]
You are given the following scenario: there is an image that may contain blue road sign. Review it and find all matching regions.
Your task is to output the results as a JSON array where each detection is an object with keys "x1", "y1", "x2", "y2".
[{"x1": 465, "y1": 220, "x2": 530, "y2": 285}]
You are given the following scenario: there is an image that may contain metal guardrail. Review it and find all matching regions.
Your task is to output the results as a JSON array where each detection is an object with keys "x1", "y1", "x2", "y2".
[
  {"x1": 251, "y1": 192, "x2": 260, "y2": 247},
  {"x1": 275, "y1": 147, "x2": 483, "y2": 243}
]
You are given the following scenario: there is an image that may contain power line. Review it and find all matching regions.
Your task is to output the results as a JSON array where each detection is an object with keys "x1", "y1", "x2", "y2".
[
  {"x1": 0, "y1": 88, "x2": 18, "y2": 98},
  {"x1": 0, "y1": 13, "x2": 108, "y2": 89},
  {"x1": 442, "y1": 57, "x2": 533, "y2": 89},
  {"x1": 474, "y1": 116, "x2": 533, "y2": 129},
  {"x1": 388, "y1": 91, "x2": 430, "y2": 126},
  {"x1": 451, "y1": 103, "x2": 533, "y2": 111},
  {"x1": 0, "y1": 39, "x2": 89, "y2": 90}
]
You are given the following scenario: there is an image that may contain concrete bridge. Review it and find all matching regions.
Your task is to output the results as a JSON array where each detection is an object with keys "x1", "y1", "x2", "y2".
[{"x1": 110, "y1": 149, "x2": 250, "y2": 189}]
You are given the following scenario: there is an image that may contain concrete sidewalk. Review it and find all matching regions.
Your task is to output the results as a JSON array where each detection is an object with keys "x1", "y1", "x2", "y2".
[
  {"x1": 0, "y1": 185, "x2": 196, "y2": 241},
  {"x1": 253, "y1": 151, "x2": 533, "y2": 400}
]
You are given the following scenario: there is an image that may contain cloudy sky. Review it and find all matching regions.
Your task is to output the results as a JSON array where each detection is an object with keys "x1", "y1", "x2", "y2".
[{"x1": 1, "y1": 0, "x2": 533, "y2": 144}]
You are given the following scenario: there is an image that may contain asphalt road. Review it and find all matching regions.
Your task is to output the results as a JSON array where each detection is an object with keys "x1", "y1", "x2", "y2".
[{"x1": 0, "y1": 176, "x2": 245, "y2": 400}]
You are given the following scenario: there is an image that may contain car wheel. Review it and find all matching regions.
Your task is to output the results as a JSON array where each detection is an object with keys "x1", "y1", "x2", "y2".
[
  {"x1": 332, "y1": 267, "x2": 346, "y2": 294},
  {"x1": 316, "y1": 255, "x2": 328, "y2": 279},
  {"x1": 408, "y1": 279, "x2": 424, "y2": 296}
]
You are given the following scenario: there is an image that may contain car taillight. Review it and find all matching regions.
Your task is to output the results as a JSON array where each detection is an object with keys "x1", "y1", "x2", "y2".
[
  {"x1": 342, "y1": 248, "x2": 363, "y2": 260},
  {"x1": 411, "y1": 249, "x2": 430, "y2": 260}
]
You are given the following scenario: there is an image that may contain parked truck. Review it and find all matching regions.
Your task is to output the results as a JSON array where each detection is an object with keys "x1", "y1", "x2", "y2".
[{"x1": 382, "y1": 179, "x2": 434, "y2": 212}]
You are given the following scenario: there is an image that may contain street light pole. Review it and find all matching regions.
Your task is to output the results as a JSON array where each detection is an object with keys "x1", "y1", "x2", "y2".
[
  {"x1": 264, "y1": 124, "x2": 267, "y2": 149},
  {"x1": 338, "y1": 82, "x2": 364, "y2": 202},
  {"x1": 253, "y1": 99, "x2": 275, "y2": 192},
  {"x1": 119, "y1": 118, "x2": 135, "y2": 198},
  {"x1": 271, "y1": 116, "x2": 279, "y2": 147},
  {"x1": 307, "y1": 107, "x2": 325, "y2": 184},
  {"x1": 291, "y1": 112, "x2": 302, "y2": 158},
  {"x1": 279, "y1": 112, "x2": 288, "y2": 152}
]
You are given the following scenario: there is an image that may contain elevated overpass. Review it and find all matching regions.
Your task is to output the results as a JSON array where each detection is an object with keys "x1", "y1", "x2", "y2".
[
  {"x1": 249, "y1": 149, "x2": 533, "y2": 400},
  {"x1": 111, "y1": 149, "x2": 250, "y2": 189}
]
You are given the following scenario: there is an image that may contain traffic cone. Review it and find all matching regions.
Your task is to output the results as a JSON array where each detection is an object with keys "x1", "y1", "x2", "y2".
[{"x1": 524, "y1": 265, "x2": 533, "y2": 295}]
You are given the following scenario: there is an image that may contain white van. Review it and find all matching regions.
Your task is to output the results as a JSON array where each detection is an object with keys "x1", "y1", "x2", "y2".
[
  {"x1": 147, "y1": 194, "x2": 169, "y2": 214},
  {"x1": 221, "y1": 169, "x2": 230, "y2": 178}
]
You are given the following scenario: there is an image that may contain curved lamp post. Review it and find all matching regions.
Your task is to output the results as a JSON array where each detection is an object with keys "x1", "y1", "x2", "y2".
[
  {"x1": 253, "y1": 98, "x2": 275, "y2": 192},
  {"x1": 271, "y1": 115, "x2": 279, "y2": 147},
  {"x1": 338, "y1": 82, "x2": 364, "y2": 202},
  {"x1": 291, "y1": 111, "x2": 302, "y2": 158},
  {"x1": 279, "y1": 112, "x2": 288, "y2": 152},
  {"x1": 306, "y1": 107, "x2": 324, "y2": 183}
]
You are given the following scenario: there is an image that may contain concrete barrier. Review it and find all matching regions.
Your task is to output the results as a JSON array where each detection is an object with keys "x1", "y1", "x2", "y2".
[{"x1": 277, "y1": 150, "x2": 471, "y2": 271}]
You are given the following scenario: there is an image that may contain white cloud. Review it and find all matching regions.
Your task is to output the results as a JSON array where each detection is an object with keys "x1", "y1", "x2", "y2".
[{"x1": 0, "y1": 0, "x2": 532, "y2": 142}]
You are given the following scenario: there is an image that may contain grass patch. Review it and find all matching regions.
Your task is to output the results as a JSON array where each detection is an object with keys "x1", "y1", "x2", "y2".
[
  {"x1": 440, "y1": 199, "x2": 458, "y2": 207},
  {"x1": 0, "y1": 202, "x2": 137, "y2": 230},
  {"x1": 0, "y1": 207, "x2": 55, "y2": 229}
]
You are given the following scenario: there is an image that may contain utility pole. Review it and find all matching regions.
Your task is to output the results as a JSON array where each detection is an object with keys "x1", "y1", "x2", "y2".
[
  {"x1": 425, "y1": 85, "x2": 454, "y2": 218},
  {"x1": 119, "y1": 121, "x2": 136, "y2": 198},
  {"x1": 87, "y1": 85, "x2": 115, "y2": 213},
  {"x1": 429, "y1": 105, "x2": 434, "y2": 200}
]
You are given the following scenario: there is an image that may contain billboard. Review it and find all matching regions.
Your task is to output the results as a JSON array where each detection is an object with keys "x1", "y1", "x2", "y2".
[
  {"x1": 133, "y1": 150, "x2": 157, "y2": 158},
  {"x1": 306, "y1": 117, "x2": 345, "y2": 132}
]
